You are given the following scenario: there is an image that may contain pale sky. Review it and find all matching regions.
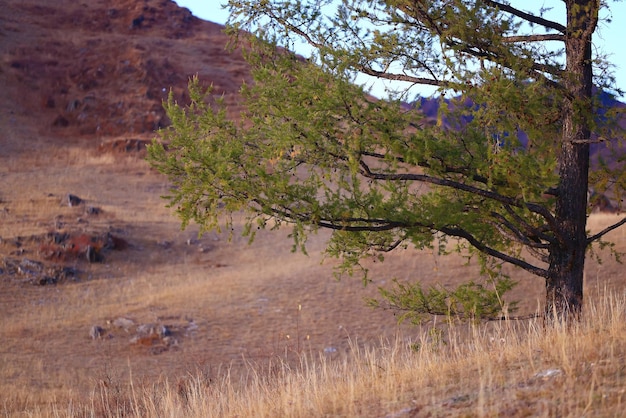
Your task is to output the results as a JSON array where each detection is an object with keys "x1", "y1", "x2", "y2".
[{"x1": 174, "y1": 1, "x2": 626, "y2": 99}]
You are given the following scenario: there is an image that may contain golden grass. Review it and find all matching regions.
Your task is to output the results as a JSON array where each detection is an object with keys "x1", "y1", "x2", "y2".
[
  {"x1": 6, "y1": 291, "x2": 625, "y2": 417},
  {"x1": 2, "y1": 141, "x2": 625, "y2": 417}
]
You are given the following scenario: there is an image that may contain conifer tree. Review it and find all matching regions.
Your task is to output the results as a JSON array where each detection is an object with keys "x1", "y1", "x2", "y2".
[{"x1": 148, "y1": 0, "x2": 626, "y2": 321}]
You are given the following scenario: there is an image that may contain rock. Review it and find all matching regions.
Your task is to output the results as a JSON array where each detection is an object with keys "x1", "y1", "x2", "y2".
[
  {"x1": 36, "y1": 276, "x2": 57, "y2": 286},
  {"x1": 90, "y1": 325, "x2": 105, "y2": 339},
  {"x1": 112, "y1": 317, "x2": 134, "y2": 331},
  {"x1": 157, "y1": 324, "x2": 171, "y2": 337},
  {"x1": 136, "y1": 323, "x2": 155, "y2": 336},
  {"x1": 131, "y1": 15, "x2": 145, "y2": 29},
  {"x1": 534, "y1": 369, "x2": 563, "y2": 379},
  {"x1": 63, "y1": 193, "x2": 83, "y2": 207},
  {"x1": 53, "y1": 266, "x2": 79, "y2": 281},
  {"x1": 48, "y1": 231, "x2": 70, "y2": 244},
  {"x1": 85, "y1": 206, "x2": 101, "y2": 215},
  {"x1": 85, "y1": 245, "x2": 100, "y2": 263},
  {"x1": 18, "y1": 258, "x2": 43, "y2": 275}
]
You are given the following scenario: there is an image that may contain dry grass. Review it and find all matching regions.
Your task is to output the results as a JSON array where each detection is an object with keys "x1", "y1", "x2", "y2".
[
  {"x1": 3, "y1": 1, "x2": 625, "y2": 415},
  {"x1": 6, "y1": 291, "x2": 625, "y2": 417},
  {"x1": 1, "y1": 136, "x2": 625, "y2": 416},
  {"x1": 1, "y1": 88, "x2": 625, "y2": 418}
]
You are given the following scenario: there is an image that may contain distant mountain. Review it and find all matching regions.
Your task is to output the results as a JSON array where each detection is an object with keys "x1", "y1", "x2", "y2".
[{"x1": 410, "y1": 89, "x2": 626, "y2": 166}]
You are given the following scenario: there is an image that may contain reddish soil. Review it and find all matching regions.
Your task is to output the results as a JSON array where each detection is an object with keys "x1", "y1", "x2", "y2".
[{"x1": 1, "y1": 0, "x2": 248, "y2": 146}]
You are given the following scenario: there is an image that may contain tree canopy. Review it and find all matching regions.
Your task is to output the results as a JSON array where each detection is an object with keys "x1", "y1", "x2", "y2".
[{"x1": 148, "y1": 0, "x2": 626, "y2": 321}]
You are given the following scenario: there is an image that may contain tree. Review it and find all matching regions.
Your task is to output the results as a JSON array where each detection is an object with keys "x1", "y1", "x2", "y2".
[{"x1": 148, "y1": 0, "x2": 626, "y2": 322}]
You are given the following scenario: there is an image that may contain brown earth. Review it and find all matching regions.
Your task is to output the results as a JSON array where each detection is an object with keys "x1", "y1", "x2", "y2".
[{"x1": 1, "y1": 0, "x2": 626, "y2": 413}]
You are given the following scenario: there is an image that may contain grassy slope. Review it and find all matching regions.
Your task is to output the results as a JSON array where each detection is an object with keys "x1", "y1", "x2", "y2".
[
  {"x1": 1, "y1": 136, "x2": 625, "y2": 416},
  {"x1": 1, "y1": 0, "x2": 626, "y2": 416},
  {"x1": 10, "y1": 289, "x2": 626, "y2": 417}
]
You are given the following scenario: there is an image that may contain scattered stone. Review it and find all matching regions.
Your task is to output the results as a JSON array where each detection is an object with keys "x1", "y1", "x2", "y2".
[
  {"x1": 36, "y1": 275, "x2": 57, "y2": 286},
  {"x1": 156, "y1": 324, "x2": 171, "y2": 337},
  {"x1": 51, "y1": 231, "x2": 69, "y2": 244},
  {"x1": 5, "y1": 258, "x2": 81, "y2": 286},
  {"x1": 18, "y1": 258, "x2": 43, "y2": 273},
  {"x1": 39, "y1": 232, "x2": 119, "y2": 262},
  {"x1": 63, "y1": 193, "x2": 83, "y2": 207},
  {"x1": 54, "y1": 266, "x2": 79, "y2": 281},
  {"x1": 136, "y1": 323, "x2": 155, "y2": 336},
  {"x1": 131, "y1": 15, "x2": 145, "y2": 29},
  {"x1": 85, "y1": 206, "x2": 101, "y2": 215},
  {"x1": 90, "y1": 325, "x2": 105, "y2": 339},
  {"x1": 112, "y1": 317, "x2": 134, "y2": 331},
  {"x1": 66, "y1": 98, "x2": 81, "y2": 112},
  {"x1": 85, "y1": 245, "x2": 101, "y2": 263},
  {"x1": 534, "y1": 368, "x2": 563, "y2": 379}
]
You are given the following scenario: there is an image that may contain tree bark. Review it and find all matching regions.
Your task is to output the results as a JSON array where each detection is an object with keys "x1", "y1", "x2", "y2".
[{"x1": 545, "y1": 0, "x2": 596, "y2": 321}]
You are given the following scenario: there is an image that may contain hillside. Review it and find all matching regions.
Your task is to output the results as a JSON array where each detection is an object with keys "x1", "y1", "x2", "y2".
[
  {"x1": 1, "y1": 0, "x2": 247, "y2": 150},
  {"x1": 1, "y1": 0, "x2": 626, "y2": 415},
  {"x1": 0, "y1": 0, "x2": 423, "y2": 410}
]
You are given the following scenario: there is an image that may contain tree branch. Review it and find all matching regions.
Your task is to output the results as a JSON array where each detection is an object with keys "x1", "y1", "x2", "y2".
[
  {"x1": 503, "y1": 204, "x2": 557, "y2": 244},
  {"x1": 266, "y1": 196, "x2": 548, "y2": 277},
  {"x1": 489, "y1": 211, "x2": 551, "y2": 249},
  {"x1": 586, "y1": 216, "x2": 626, "y2": 245},
  {"x1": 358, "y1": 65, "x2": 443, "y2": 87},
  {"x1": 264, "y1": 9, "x2": 444, "y2": 88},
  {"x1": 438, "y1": 225, "x2": 549, "y2": 278},
  {"x1": 448, "y1": 41, "x2": 564, "y2": 78},
  {"x1": 360, "y1": 150, "x2": 492, "y2": 186},
  {"x1": 358, "y1": 159, "x2": 558, "y2": 228},
  {"x1": 483, "y1": 0, "x2": 566, "y2": 33},
  {"x1": 502, "y1": 34, "x2": 566, "y2": 43}
]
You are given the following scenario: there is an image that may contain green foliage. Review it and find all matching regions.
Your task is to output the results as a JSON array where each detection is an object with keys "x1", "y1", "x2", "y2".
[
  {"x1": 148, "y1": 0, "x2": 626, "y2": 321},
  {"x1": 369, "y1": 275, "x2": 518, "y2": 324}
]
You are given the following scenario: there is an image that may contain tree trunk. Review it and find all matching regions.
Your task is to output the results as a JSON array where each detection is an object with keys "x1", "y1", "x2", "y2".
[{"x1": 545, "y1": 0, "x2": 596, "y2": 321}]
